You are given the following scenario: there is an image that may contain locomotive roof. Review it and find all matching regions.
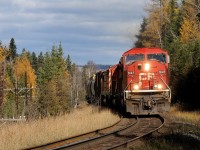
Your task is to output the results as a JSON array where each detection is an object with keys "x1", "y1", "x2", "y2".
[{"x1": 122, "y1": 48, "x2": 168, "y2": 56}]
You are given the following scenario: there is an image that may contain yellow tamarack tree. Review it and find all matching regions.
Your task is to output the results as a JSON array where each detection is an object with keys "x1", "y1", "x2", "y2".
[
  {"x1": 180, "y1": 0, "x2": 200, "y2": 43},
  {"x1": 14, "y1": 55, "x2": 36, "y2": 93},
  {"x1": 0, "y1": 46, "x2": 5, "y2": 62}
]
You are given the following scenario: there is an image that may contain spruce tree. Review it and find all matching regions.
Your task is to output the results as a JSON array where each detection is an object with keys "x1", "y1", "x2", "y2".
[
  {"x1": 134, "y1": 18, "x2": 148, "y2": 48},
  {"x1": 66, "y1": 54, "x2": 72, "y2": 74},
  {"x1": 8, "y1": 38, "x2": 17, "y2": 61},
  {"x1": 37, "y1": 52, "x2": 44, "y2": 69},
  {"x1": 31, "y1": 52, "x2": 38, "y2": 71}
]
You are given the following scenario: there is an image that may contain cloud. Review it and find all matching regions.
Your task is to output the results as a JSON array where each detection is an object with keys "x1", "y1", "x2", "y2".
[{"x1": 0, "y1": 0, "x2": 150, "y2": 65}]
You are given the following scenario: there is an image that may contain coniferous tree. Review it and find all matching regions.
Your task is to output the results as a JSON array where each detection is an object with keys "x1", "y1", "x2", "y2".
[
  {"x1": 134, "y1": 18, "x2": 148, "y2": 48},
  {"x1": 30, "y1": 52, "x2": 38, "y2": 71},
  {"x1": 37, "y1": 52, "x2": 44, "y2": 69},
  {"x1": 66, "y1": 54, "x2": 72, "y2": 74},
  {"x1": 37, "y1": 43, "x2": 71, "y2": 116},
  {"x1": 8, "y1": 38, "x2": 17, "y2": 62}
]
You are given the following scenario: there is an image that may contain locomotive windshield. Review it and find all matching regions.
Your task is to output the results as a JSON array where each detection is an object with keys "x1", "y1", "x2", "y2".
[
  {"x1": 125, "y1": 54, "x2": 144, "y2": 65},
  {"x1": 147, "y1": 53, "x2": 166, "y2": 63}
]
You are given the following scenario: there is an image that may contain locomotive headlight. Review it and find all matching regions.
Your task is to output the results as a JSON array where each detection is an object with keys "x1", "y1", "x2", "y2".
[
  {"x1": 157, "y1": 84, "x2": 162, "y2": 89},
  {"x1": 133, "y1": 84, "x2": 139, "y2": 90},
  {"x1": 144, "y1": 63, "x2": 150, "y2": 71},
  {"x1": 154, "y1": 84, "x2": 162, "y2": 89}
]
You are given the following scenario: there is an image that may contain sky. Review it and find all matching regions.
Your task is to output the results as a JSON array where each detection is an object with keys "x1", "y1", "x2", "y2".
[{"x1": 0, "y1": 0, "x2": 150, "y2": 65}]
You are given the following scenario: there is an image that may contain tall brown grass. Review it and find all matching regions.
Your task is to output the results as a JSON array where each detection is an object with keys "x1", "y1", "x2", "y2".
[
  {"x1": 170, "y1": 106, "x2": 200, "y2": 126},
  {"x1": 0, "y1": 106, "x2": 120, "y2": 150}
]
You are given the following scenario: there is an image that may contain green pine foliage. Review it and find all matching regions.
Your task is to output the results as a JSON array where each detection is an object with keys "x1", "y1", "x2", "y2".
[
  {"x1": 30, "y1": 52, "x2": 38, "y2": 71},
  {"x1": 37, "y1": 43, "x2": 72, "y2": 116},
  {"x1": 8, "y1": 38, "x2": 17, "y2": 62},
  {"x1": 66, "y1": 54, "x2": 72, "y2": 74},
  {"x1": 134, "y1": 18, "x2": 148, "y2": 48}
]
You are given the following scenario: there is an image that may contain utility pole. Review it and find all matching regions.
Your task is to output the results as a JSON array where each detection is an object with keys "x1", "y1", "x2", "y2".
[
  {"x1": 15, "y1": 77, "x2": 19, "y2": 116},
  {"x1": 25, "y1": 72, "x2": 28, "y2": 106}
]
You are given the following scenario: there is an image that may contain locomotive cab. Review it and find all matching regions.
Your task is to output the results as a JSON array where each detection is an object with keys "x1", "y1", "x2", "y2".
[{"x1": 122, "y1": 48, "x2": 171, "y2": 115}]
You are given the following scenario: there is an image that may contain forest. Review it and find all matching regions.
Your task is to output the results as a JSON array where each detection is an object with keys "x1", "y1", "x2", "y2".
[
  {"x1": 0, "y1": 40, "x2": 96, "y2": 118},
  {"x1": 135, "y1": 0, "x2": 200, "y2": 109}
]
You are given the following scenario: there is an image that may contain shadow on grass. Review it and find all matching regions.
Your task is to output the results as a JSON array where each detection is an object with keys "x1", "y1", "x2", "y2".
[{"x1": 133, "y1": 133, "x2": 200, "y2": 150}]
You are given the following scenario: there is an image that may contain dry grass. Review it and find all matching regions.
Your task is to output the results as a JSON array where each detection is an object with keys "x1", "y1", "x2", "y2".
[
  {"x1": 169, "y1": 106, "x2": 200, "y2": 126},
  {"x1": 133, "y1": 106, "x2": 200, "y2": 150},
  {"x1": 0, "y1": 106, "x2": 120, "y2": 150}
]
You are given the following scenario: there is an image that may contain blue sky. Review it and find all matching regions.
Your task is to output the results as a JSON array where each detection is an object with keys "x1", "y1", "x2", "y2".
[{"x1": 0, "y1": 0, "x2": 150, "y2": 65}]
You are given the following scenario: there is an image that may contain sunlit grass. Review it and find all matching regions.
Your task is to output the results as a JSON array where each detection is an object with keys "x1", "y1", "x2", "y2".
[
  {"x1": 170, "y1": 106, "x2": 200, "y2": 126},
  {"x1": 0, "y1": 106, "x2": 120, "y2": 150}
]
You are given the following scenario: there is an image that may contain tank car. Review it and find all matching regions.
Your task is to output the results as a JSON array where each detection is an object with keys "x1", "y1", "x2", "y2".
[{"x1": 87, "y1": 48, "x2": 171, "y2": 115}]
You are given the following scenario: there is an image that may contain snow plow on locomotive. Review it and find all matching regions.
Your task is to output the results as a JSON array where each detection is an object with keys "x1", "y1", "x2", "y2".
[{"x1": 86, "y1": 48, "x2": 171, "y2": 115}]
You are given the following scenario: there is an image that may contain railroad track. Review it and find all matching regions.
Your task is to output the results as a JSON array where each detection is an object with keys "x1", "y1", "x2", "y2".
[
  {"x1": 29, "y1": 115, "x2": 164, "y2": 150},
  {"x1": 28, "y1": 117, "x2": 136, "y2": 150}
]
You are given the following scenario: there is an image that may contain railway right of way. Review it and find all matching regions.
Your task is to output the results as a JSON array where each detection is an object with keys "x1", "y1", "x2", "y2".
[
  {"x1": 32, "y1": 115, "x2": 164, "y2": 150},
  {"x1": 29, "y1": 116, "x2": 136, "y2": 150}
]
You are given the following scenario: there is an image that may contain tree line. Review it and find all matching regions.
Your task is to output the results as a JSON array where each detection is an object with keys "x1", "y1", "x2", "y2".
[
  {"x1": 0, "y1": 38, "x2": 96, "y2": 118},
  {"x1": 135, "y1": 0, "x2": 200, "y2": 109}
]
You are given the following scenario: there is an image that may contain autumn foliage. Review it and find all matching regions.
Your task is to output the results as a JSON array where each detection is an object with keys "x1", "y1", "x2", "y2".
[{"x1": 14, "y1": 56, "x2": 36, "y2": 88}]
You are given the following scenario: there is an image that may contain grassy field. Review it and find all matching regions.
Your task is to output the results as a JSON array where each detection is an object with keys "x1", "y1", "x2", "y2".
[
  {"x1": 169, "y1": 106, "x2": 200, "y2": 125},
  {"x1": 0, "y1": 106, "x2": 120, "y2": 150},
  {"x1": 133, "y1": 106, "x2": 200, "y2": 150}
]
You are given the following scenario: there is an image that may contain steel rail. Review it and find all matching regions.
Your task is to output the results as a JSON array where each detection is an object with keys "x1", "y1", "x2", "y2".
[
  {"x1": 108, "y1": 114, "x2": 165, "y2": 150},
  {"x1": 28, "y1": 115, "x2": 164, "y2": 150},
  {"x1": 50, "y1": 115, "x2": 163, "y2": 150},
  {"x1": 51, "y1": 117, "x2": 138, "y2": 150}
]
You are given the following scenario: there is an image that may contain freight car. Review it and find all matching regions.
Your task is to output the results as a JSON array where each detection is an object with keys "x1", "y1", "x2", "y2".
[{"x1": 86, "y1": 48, "x2": 171, "y2": 115}]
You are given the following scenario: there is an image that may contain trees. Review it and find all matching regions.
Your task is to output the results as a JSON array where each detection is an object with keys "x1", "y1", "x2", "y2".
[
  {"x1": 0, "y1": 39, "x2": 84, "y2": 117},
  {"x1": 82, "y1": 65, "x2": 87, "y2": 91},
  {"x1": 37, "y1": 43, "x2": 71, "y2": 116},
  {"x1": 66, "y1": 54, "x2": 72, "y2": 74},
  {"x1": 135, "y1": 0, "x2": 200, "y2": 108},
  {"x1": 1, "y1": 49, "x2": 36, "y2": 117},
  {"x1": 180, "y1": 0, "x2": 200, "y2": 43},
  {"x1": 8, "y1": 38, "x2": 17, "y2": 62},
  {"x1": 134, "y1": 18, "x2": 148, "y2": 48},
  {"x1": 0, "y1": 44, "x2": 6, "y2": 111},
  {"x1": 30, "y1": 52, "x2": 38, "y2": 71},
  {"x1": 85, "y1": 60, "x2": 97, "y2": 79},
  {"x1": 135, "y1": 0, "x2": 181, "y2": 49}
]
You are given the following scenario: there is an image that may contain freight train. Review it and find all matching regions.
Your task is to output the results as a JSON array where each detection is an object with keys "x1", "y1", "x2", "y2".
[{"x1": 86, "y1": 48, "x2": 171, "y2": 115}]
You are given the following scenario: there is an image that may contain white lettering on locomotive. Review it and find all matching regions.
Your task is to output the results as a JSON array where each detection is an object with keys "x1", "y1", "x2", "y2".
[{"x1": 139, "y1": 73, "x2": 155, "y2": 81}]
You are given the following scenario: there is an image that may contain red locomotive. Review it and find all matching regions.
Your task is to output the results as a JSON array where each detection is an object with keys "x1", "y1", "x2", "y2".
[{"x1": 87, "y1": 48, "x2": 171, "y2": 115}]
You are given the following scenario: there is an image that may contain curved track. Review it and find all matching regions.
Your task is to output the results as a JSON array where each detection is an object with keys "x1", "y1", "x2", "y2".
[
  {"x1": 109, "y1": 115, "x2": 165, "y2": 149},
  {"x1": 29, "y1": 117, "x2": 136, "y2": 150},
  {"x1": 29, "y1": 115, "x2": 164, "y2": 150}
]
